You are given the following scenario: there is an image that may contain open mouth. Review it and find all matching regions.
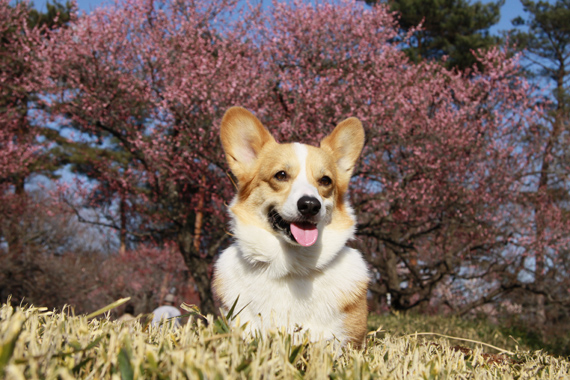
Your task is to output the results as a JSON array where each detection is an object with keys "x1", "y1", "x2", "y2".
[{"x1": 268, "y1": 208, "x2": 319, "y2": 247}]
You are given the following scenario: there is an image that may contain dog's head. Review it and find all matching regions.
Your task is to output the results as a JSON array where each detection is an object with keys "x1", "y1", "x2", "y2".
[{"x1": 220, "y1": 107, "x2": 364, "y2": 249}]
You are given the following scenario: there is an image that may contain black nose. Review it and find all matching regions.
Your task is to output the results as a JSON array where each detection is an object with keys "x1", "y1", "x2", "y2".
[{"x1": 297, "y1": 196, "x2": 321, "y2": 217}]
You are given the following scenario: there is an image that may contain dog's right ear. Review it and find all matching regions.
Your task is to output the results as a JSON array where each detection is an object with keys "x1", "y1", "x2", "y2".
[{"x1": 220, "y1": 107, "x2": 275, "y2": 179}]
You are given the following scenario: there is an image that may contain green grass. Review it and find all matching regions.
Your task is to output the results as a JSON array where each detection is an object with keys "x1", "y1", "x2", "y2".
[
  {"x1": 368, "y1": 312, "x2": 527, "y2": 354},
  {"x1": 1, "y1": 300, "x2": 569, "y2": 379},
  {"x1": 368, "y1": 312, "x2": 570, "y2": 358}
]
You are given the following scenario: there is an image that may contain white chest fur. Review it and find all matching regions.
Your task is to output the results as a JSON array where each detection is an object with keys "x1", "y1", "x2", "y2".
[{"x1": 214, "y1": 244, "x2": 369, "y2": 343}]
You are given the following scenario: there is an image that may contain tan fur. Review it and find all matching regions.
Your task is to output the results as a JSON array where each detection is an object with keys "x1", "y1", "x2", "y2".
[
  {"x1": 340, "y1": 281, "x2": 369, "y2": 348},
  {"x1": 305, "y1": 146, "x2": 336, "y2": 198},
  {"x1": 221, "y1": 107, "x2": 275, "y2": 182},
  {"x1": 230, "y1": 142, "x2": 300, "y2": 229},
  {"x1": 320, "y1": 117, "x2": 365, "y2": 195},
  {"x1": 211, "y1": 273, "x2": 225, "y2": 305},
  {"x1": 327, "y1": 204, "x2": 357, "y2": 231}
]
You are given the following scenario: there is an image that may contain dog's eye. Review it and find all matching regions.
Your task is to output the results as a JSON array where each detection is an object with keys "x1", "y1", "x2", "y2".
[
  {"x1": 319, "y1": 176, "x2": 332, "y2": 186},
  {"x1": 274, "y1": 171, "x2": 288, "y2": 181}
]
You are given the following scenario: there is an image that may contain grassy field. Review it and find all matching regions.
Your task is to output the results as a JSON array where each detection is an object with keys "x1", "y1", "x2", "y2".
[{"x1": 1, "y1": 299, "x2": 569, "y2": 379}]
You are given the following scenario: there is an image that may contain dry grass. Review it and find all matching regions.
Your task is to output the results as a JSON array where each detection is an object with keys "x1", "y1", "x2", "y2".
[{"x1": 1, "y1": 299, "x2": 569, "y2": 379}]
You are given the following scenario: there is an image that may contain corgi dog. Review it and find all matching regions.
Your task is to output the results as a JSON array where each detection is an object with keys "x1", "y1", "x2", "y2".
[{"x1": 213, "y1": 107, "x2": 369, "y2": 347}]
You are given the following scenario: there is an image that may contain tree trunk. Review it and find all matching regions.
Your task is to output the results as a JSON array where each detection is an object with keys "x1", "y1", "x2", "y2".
[
  {"x1": 533, "y1": 70, "x2": 566, "y2": 324},
  {"x1": 7, "y1": 177, "x2": 26, "y2": 258},
  {"x1": 193, "y1": 175, "x2": 206, "y2": 252},
  {"x1": 383, "y1": 247, "x2": 405, "y2": 310},
  {"x1": 119, "y1": 192, "x2": 127, "y2": 256},
  {"x1": 177, "y1": 224, "x2": 217, "y2": 316}
]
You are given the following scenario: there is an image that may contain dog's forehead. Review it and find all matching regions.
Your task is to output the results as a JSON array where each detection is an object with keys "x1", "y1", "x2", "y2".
[
  {"x1": 257, "y1": 141, "x2": 333, "y2": 177},
  {"x1": 292, "y1": 143, "x2": 308, "y2": 167},
  {"x1": 293, "y1": 143, "x2": 334, "y2": 167},
  {"x1": 259, "y1": 142, "x2": 296, "y2": 166},
  {"x1": 292, "y1": 143, "x2": 333, "y2": 176}
]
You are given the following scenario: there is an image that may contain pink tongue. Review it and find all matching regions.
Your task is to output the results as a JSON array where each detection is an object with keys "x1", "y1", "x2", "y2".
[{"x1": 290, "y1": 222, "x2": 318, "y2": 247}]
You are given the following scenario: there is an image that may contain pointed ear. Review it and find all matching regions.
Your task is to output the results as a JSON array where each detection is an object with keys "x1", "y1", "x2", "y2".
[
  {"x1": 220, "y1": 107, "x2": 275, "y2": 178},
  {"x1": 320, "y1": 117, "x2": 364, "y2": 183}
]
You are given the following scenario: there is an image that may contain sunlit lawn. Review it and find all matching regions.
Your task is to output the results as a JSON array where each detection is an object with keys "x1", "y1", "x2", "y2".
[{"x1": 1, "y1": 300, "x2": 569, "y2": 379}]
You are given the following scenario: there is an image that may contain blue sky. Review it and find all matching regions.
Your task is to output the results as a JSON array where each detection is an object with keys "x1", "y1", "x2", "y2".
[
  {"x1": 489, "y1": 0, "x2": 525, "y2": 34},
  {"x1": 31, "y1": 0, "x2": 527, "y2": 35}
]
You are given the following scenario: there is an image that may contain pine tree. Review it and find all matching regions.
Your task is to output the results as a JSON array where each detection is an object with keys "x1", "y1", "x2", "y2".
[
  {"x1": 510, "y1": 0, "x2": 570, "y2": 326},
  {"x1": 28, "y1": 0, "x2": 72, "y2": 29},
  {"x1": 363, "y1": 0, "x2": 504, "y2": 71}
]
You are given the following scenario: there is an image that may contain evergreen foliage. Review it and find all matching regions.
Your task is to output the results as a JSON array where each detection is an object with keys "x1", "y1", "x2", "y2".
[
  {"x1": 509, "y1": 0, "x2": 570, "y2": 328},
  {"x1": 363, "y1": 0, "x2": 504, "y2": 71},
  {"x1": 511, "y1": 0, "x2": 570, "y2": 112},
  {"x1": 27, "y1": 0, "x2": 73, "y2": 30}
]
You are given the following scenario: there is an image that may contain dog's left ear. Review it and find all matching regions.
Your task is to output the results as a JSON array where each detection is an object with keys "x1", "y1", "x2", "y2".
[{"x1": 320, "y1": 117, "x2": 365, "y2": 184}]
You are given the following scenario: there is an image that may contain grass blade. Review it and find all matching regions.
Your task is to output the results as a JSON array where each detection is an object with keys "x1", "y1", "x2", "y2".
[
  {"x1": 85, "y1": 298, "x2": 130, "y2": 320},
  {"x1": 0, "y1": 311, "x2": 25, "y2": 377},
  {"x1": 118, "y1": 348, "x2": 134, "y2": 380}
]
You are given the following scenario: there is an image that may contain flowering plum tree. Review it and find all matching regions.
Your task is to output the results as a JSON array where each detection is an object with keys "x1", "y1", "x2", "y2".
[
  {"x1": 0, "y1": 0, "x2": 40, "y2": 190},
  {"x1": 41, "y1": 0, "x2": 565, "y2": 317},
  {"x1": 0, "y1": 0, "x2": 48, "y2": 255},
  {"x1": 45, "y1": 0, "x2": 265, "y2": 314},
  {"x1": 252, "y1": 1, "x2": 550, "y2": 314}
]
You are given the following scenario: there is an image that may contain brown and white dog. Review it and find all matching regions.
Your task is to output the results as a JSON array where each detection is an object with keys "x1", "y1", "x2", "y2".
[{"x1": 213, "y1": 107, "x2": 369, "y2": 347}]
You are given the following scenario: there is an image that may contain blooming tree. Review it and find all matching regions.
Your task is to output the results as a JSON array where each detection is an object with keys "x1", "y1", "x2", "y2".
[
  {"x1": 251, "y1": 0, "x2": 550, "y2": 314},
  {"x1": 39, "y1": 0, "x2": 569, "y2": 318},
  {"x1": 45, "y1": 0, "x2": 265, "y2": 314},
  {"x1": 0, "y1": 0, "x2": 42, "y2": 190},
  {"x1": 0, "y1": 0, "x2": 49, "y2": 255}
]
